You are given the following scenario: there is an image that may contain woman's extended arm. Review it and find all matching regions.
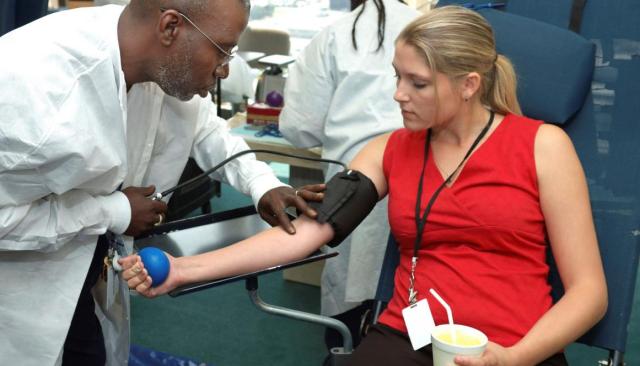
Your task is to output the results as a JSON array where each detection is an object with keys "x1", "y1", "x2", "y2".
[
  {"x1": 121, "y1": 133, "x2": 392, "y2": 298},
  {"x1": 456, "y1": 124, "x2": 608, "y2": 366},
  {"x1": 128, "y1": 215, "x2": 335, "y2": 297}
]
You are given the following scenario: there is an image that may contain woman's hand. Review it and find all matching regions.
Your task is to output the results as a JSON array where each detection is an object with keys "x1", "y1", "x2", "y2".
[
  {"x1": 455, "y1": 342, "x2": 516, "y2": 366},
  {"x1": 118, "y1": 253, "x2": 180, "y2": 298}
]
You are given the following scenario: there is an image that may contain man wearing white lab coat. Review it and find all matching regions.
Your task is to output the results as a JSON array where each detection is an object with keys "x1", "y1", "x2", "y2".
[
  {"x1": 279, "y1": 0, "x2": 420, "y2": 350},
  {"x1": 0, "y1": 1, "x2": 316, "y2": 365}
]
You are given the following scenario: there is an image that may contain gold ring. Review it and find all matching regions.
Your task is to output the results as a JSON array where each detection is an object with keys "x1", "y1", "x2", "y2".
[
  {"x1": 154, "y1": 213, "x2": 163, "y2": 226},
  {"x1": 294, "y1": 190, "x2": 299, "y2": 197},
  {"x1": 132, "y1": 266, "x2": 141, "y2": 274}
]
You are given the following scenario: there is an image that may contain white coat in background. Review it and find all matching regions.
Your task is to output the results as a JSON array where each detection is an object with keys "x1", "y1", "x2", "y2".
[
  {"x1": 221, "y1": 56, "x2": 260, "y2": 104},
  {"x1": 0, "y1": 6, "x2": 285, "y2": 365},
  {"x1": 279, "y1": 0, "x2": 420, "y2": 316}
]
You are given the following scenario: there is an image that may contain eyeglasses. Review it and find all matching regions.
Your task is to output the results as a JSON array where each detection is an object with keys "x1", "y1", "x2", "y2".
[{"x1": 160, "y1": 8, "x2": 237, "y2": 68}]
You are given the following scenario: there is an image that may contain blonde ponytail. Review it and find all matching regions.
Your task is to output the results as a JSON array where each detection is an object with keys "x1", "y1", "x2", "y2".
[{"x1": 484, "y1": 54, "x2": 521, "y2": 115}]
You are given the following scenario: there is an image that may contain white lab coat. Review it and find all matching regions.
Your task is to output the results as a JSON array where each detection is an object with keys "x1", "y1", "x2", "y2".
[
  {"x1": 279, "y1": 0, "x2": 419, "y2": 316},
  {"x1": 0, "y1": 6, "x2": 285, "y2": 366}
]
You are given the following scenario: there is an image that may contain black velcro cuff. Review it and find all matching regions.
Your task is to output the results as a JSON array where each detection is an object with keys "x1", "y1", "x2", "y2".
[{"x1": 310, "y1": 170, "x2": 378, "y2": 247}]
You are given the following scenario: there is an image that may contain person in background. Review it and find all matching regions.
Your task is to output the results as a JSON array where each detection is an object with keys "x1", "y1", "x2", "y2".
[
  {"x1": 123, "y1": 5, "x2": 607, "y2": 366},
  {"x1": 221, "y1": 55, "x2": 259, "y2": 109},
  {"x1": 0, "y1": 1, "x2": 319, "y2": 365},
  {"x1": 278, "y1": 0, "x2": 420, "y2": 354}
]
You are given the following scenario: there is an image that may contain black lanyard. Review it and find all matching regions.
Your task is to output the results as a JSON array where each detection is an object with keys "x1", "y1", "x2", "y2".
[{"x1": 407, "y1": 111, "x2": 495, "y2": 304}]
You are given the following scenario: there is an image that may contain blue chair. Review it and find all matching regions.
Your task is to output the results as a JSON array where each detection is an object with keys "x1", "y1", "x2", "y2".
[
  {"x1": 0, "y1": 0, "x2": 17, "y2": 36},
  {"x1": 373, "y1": 3, "x2": 640, "y2": 365},
  {"x1": 15, "y1": 0, "x2": 49, "y2": 28}
]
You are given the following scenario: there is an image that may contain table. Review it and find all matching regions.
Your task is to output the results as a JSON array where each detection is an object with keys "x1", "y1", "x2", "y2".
[{"x1": 227, "y1": 112, "x2": 326, "y2": 187}]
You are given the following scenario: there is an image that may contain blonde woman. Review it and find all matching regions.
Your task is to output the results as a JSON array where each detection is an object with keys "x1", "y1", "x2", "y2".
[
  {"x1": 279, "y1": 0, "x2": 420, "y2": 354},
  {"x1": 122, "y1": 6, "x2": 607, "y2": 365}
]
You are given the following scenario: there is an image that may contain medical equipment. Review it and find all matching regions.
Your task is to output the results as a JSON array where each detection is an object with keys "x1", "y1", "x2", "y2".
[
  {"x1": 254, "y1": 54, "x2": 294, "y2": 104},
  {"x1": 139, "y1": 247, "x2": 170, "y2": 287},
  {"x1": 135, "y1": 149, "x2": 347, "y2": 287},
  {"x1": 310, "y1": 170, "x2": 378, "y2": 247},
  {"x1": 150, "y1": 149, "x2": 347, "y2": 202}
]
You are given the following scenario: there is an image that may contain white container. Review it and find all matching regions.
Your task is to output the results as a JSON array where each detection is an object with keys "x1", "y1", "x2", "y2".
[{"x1": 431, "y1": 324, "x2": 488, "y2": 366}]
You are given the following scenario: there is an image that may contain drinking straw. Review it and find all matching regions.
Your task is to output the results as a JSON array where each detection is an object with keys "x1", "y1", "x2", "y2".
[{"x1": 429, "y1": 288, "x2": 456, "y2": 343}]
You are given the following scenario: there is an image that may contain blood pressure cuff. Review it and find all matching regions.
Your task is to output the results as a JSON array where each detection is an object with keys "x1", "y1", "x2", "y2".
[{"x1": 309, "y1": 170, "x2": 378, "y2": 247}]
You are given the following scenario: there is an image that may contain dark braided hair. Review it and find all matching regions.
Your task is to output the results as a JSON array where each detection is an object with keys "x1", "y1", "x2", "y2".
[{"x1": 351, "y1": 0, "x2": 407, "y2": 52}]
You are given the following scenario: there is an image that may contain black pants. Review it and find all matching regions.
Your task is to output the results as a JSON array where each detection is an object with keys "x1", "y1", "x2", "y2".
[
  {"x1": 324, "y1": 301, "x2": 375, "y2": 351},
  {"x1": 323, "y1": 301, "x2": 376, "y2": 366},
  {"x1": 62, "y1": 235, "x2": 108, "y2": 366},
  {"x1": 347, "y1": 324, "x2": 569, "y2": 366}
]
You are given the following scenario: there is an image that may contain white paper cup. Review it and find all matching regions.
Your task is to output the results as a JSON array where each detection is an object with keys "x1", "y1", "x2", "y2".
[{"x1": 431, "y1": 324, "x2": 488, "y2": 366}]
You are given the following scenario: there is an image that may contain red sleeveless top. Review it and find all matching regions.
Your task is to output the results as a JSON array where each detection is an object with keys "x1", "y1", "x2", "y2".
[{"x1": 379, "y1": 114, "x2": 552, "y2": 346}]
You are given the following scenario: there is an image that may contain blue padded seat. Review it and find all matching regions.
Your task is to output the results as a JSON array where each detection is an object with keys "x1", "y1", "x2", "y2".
[
  {"x1": 437, "y1": 0, "x2": 578, "y2": 30},
  {"x1": 0, "y1": 0, "x2": 17, "y2": 37},
  {"x1": 14, "y1": 0, "x2": 48, "y2": 29},
  {"x1": 436, "y1": 2, "x2": 595, "y2": 125},
  {"x1": 0, "y1": 0, "x2": 48, "y2": 37},
  {"x1": 476, "y1": 8, "x2": 595, "y2": 125}
]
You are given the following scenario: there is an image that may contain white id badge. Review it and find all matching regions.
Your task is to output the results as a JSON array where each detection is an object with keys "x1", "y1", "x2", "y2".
[{"x1": 402, "y1": 299, "x2": 436, "y2": 350}]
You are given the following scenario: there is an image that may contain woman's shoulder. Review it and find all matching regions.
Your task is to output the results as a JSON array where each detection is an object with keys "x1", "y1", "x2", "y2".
[
  {"x1": 498, "y1": 113, "x2": 547, "y2": 144},
  {"x1": 381, "y1": 128, "x2": 426, "y2": 168},
  {"x1": 382, "y1": 128, "x2": 422, "y2": 155},
  {"x1": 356, "y1": 130, "x2": 397, "y2": 166},
  {"x1": 370, "y1": 131, "x2": 395, "y2": 154},
  {"x1": 504, "y1": 113, "x2": 545, "y2": 128},
  {"x1": 535, "y1": 123, "x2": 574, "y2": 155},
  {"x1": 505, "y1": 113, "x2": 572, "y2": 148}
]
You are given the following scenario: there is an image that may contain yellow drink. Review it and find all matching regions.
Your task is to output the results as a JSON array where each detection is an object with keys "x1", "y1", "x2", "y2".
[
  {"x1": 432, "y1": 324, "x2": 487, "y2": 366},
  {"x1": 434, "y1": 328, "x2": 483, "y2": 347}
]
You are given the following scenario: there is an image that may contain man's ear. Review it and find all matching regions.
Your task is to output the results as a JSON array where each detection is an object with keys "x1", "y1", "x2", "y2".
[
  {"x1": 157, "y1": 9, "x2": 182, "y2": 46},
  {"x1": 461, "y1": 72, "x2": 482, "y2": 101}
]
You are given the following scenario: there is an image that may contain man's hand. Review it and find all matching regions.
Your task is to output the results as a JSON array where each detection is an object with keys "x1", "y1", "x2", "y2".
[
  {"x1": 257, "y1": 184, "x2": 325, "y2": 234},
  {"x1": 122, "y1": 185, "x2": 168, "y2": 237}
]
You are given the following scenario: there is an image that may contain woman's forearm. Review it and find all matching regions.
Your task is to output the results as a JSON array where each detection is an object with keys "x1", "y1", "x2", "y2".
[
  {"x1": 173, "y1": 216, "x2": 334, "y2": 286},
  {"x1": 508, "y1": 280, "x2": 607, "y2": 365}
]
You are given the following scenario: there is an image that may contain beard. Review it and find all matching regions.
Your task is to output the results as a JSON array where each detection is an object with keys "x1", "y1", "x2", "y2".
[{"x1": 154, "y1": 39, "x2": 196, "y2": 101}]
